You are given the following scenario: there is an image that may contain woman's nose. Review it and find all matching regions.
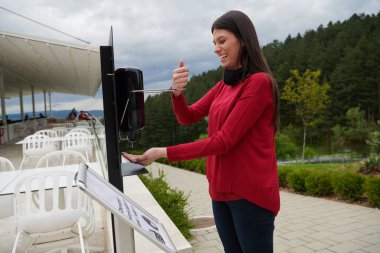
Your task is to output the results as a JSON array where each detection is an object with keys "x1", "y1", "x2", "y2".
[{"x1": 214, "y1": 44, "x2": 220, "y2": 54}]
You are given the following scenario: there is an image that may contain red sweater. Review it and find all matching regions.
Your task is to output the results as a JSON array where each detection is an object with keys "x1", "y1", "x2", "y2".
[{"x1": 167, "y1": 73, "x2": 280, "y2": 216}]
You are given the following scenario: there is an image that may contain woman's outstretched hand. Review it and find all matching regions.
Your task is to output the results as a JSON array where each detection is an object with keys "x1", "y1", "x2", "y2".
[
  {"x1": 172, "y1": 60, "x2": 189, "y2": 97},
  {"x1": 122, "y1": 148, "x2": 167, "y2": 165}
]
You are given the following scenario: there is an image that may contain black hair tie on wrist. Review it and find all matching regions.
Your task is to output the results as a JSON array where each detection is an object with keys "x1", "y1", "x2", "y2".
[{"x1": 224, "y1": 68, "x2": 245, "y2": 86}]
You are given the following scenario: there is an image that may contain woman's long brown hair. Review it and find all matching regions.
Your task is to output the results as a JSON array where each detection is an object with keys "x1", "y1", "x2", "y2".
[{"x1": 212, "y1": 10, "x2": 280, "y2": 134}]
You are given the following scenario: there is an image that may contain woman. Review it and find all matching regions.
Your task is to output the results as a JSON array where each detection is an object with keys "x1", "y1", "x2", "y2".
[{"x1": 123, "y1": 10, "x2": 280, "y2": 253}]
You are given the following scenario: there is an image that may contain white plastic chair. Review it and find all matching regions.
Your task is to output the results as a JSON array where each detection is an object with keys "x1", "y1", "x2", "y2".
[
  {"x1": 12, "y1": 170, "x2": 95, "y2": 253},
  {"x1": 0, "y1": 156, "x2": 16, "y2": 171},
  {"x1": 62, "y1": 133, "x2": 93, "y2": 162},
  {"x1": 52, "y1": 127, "x2": 69, "y2": 137},
  {"x1": 35, "y1": 129, "x2": 60, "y2": 150},
  {"x1": 94, "y1": 124, "x2": 104, "y2": 135},
  {"x1": 69, "y1": 127, "x2": 92, "y2": 136},
  {"x1": 36, "y1": 150, "x2": 88, "y2": 168},
  {"x1": 35, "y1": 129, "x2": 59, "y2": 138},
  {"x1": 63, "y1": 122, "x2": 75, "y2": 128},
  {"x1": 20, "y1": 135, "x2": 54, "y2": 169},
  {"x1": 76, "y1": 121, "x2": 89, "y2": 127}
]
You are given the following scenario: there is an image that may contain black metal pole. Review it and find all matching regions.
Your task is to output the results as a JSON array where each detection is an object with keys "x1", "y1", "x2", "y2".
[
  {"x1": 100, "y1": 45, "x2": 123, "y2": 252},
  {"x1": 100, "y1": 46, "x2": 123, "y2": 190}
]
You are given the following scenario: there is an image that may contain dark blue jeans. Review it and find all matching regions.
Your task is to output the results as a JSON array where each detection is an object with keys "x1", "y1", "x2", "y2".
[{"x1": 212, "y1": 199, "x2": 275, "y2": 253}]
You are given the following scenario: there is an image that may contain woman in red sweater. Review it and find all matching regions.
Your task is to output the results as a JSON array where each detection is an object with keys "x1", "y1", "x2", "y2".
[{"x1": 123, "y1": 10, "x2": 280, "y2": 253}]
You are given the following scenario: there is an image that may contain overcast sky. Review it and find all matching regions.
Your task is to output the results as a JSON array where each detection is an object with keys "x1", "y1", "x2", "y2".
[{"x1": 1, "y1": 0, "x2": 379, "y2": 115}]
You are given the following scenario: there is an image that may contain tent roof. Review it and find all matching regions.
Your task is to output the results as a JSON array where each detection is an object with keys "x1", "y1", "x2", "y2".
[{"x1": 0, "y1": 31, "x2": 101, "y2": 99}]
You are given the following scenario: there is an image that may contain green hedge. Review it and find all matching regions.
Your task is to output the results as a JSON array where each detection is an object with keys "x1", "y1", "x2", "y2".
[
  {"x1": 286, "y1": 169, "x2": 311, "y2": 193},
  {"x1": 331, "y1": 172, "x2": 365, "y2": 202},
  {"x1": 156, "y1": 159, "x2": 380, "y2": 207},
  {"x1": 157, "y1": 157, "x2": 206, "y2": 175},
  {"x1": 139, "y1": 171, "x2": 193, "y2": 239},
  {"x1": 364, "y1": 176, "x2": 380, "y2": 207},
  {"x1": 305, "y1": 171, "x2": 334, "y2": 196},
  {"x1": 278, "y1": 167, "x2": 292, "y2": 187}
]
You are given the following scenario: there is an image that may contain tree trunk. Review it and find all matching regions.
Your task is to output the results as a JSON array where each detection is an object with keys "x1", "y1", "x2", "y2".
[{"x1": 302, "y1": 125, "x2": 307, "y2": 163}]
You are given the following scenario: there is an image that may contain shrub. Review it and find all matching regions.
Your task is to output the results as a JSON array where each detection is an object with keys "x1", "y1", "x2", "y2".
[
  {"x1": 286, "y1": 169, "x2": 311, "y2": 193},
  {"x1": 275, "y1": 134, "x2": 298, "y2": 160},
  {"x1": 185, "y1": 159, "x2": 206, "y2": 174},
  {"x1": 156, "y1": 157, "x2": 169, "y2": 164},
  {"x1": 304, "y1": 147, "x2": 317, "y2": 159},
  {"x1": 358, "y1": 156, "x2": 380, "y2": 175},
  {"x1": 366, "y1": 130, "x2": 380, "y2": 155},
  {"x1": 139, "y1": 171, "x2": 193, "y2": 239},
  {"x1": 305, "y1": 171, "x2": 333, "y2": 196},
  {"x1": 157, "y1": 158, "x2": 206, "y2": 175},
  {"x1": 364, "y1": 176, "x2": 380, "y2": 207},
  {"x1": 278, "y1": 166, "x2": 292, "y2": 187},
  {"x1": 332, "y1": 172, "x2": 365, "y2": 202}
]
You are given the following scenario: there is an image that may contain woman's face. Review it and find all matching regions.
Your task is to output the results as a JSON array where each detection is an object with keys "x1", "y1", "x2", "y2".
[{"x1": 213, "y1": 28, "x2": 242, "y2": 70}]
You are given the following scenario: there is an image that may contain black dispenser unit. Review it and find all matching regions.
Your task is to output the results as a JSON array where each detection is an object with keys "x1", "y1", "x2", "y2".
[
  {"x1": 115, "y1": 67, "x2": 145, "y2": 142},
  {"x1": 114, "y1": 67, "x2": 148, "y2": 176}
]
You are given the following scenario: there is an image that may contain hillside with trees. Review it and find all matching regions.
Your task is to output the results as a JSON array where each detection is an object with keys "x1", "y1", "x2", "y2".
[{"x1": 130, "y1": 12, "x2": 380, "y2": 158}]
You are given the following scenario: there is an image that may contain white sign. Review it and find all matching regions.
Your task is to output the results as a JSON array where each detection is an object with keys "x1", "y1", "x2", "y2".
[{"x1": 76, "y1": 163, "x2": 176, "y2": 253}]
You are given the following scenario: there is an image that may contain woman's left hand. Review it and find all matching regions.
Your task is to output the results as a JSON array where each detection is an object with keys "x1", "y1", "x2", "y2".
[{"x1": 122, "y1": 147, "x2": 167, "y2": 165}]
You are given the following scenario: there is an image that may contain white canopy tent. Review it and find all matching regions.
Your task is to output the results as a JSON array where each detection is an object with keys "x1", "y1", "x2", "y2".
[{"x1": 0, "y1": 30, "x2": 101, "y2": 143}]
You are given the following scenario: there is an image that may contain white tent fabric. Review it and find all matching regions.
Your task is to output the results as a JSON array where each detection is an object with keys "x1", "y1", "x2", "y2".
[{"x1": 0, "y1": 30, "x2": 101, "y2": 99}]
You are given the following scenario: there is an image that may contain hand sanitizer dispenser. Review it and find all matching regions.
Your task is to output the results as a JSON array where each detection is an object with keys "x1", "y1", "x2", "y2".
[{"x1": 114, "y1": 67, "x2": 145, "y2": 142}]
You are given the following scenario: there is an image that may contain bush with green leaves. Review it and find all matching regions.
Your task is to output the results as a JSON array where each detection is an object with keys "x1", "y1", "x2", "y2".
[
  {"x1": 275, "y1": 134, "x2": 298, "y2": 160},
  {"x1": 155, "y1": 159, "x2": 380, "y2": 207},
  {"x1": 286, "y1": 169, "x2": 311, "y2": 193},
  {"x1": 157, "y1": 157, "x2": 206, "y2": 175},
  {"x1": 139, "y1": 171, "x2": 193, "y2": 239},
  {"x1": 358, "y1": 156, "x2": 380, "y2": 174},
  {"x1": 305, "y1": 171, "x2": 333, "y2": 196},
  {"x1": 366, "y1": 130, "x2": 380, "y2": 155},
  {"x1": 364, "y1": 176, "x2": 380, "y2": 207},
  {"x1": 187, "y1": 158, "x2": 206, "y2": 174},
  {"x1": 278, "y1": 166, "x2": 292, "y2": 187},
  {"x1": 332, "y1": 172, "x2": 365, "y2": 202},
  {"x1": 304, "y1": 147, "x2": 317, "y2": 159}
]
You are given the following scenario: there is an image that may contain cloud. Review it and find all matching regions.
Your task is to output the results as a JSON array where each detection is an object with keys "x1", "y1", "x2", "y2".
[{"x1": 1, "y1": 0, "x2": 379, "y2": 114}]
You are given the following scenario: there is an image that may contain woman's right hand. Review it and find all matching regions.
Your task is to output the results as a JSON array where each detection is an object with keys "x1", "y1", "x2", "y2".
[{"x1": 172, "y1": 60, "x2": 189, "y2": 97}]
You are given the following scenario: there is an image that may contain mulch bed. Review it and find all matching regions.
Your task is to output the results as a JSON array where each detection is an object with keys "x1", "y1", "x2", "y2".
[{"x1": 190, "y1": 217, "x2": 215, "y2": 229}]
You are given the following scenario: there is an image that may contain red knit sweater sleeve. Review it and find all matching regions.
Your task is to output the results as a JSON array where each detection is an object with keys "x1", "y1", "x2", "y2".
[
  {"x1": 171, "y1": 83, "x2": 220, "y2": 125},
  {"x1": 167, "y1": 73, "x2": 273, "y2": 162}
]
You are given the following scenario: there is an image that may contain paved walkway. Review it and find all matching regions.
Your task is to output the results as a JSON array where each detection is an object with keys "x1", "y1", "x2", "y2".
[{"x1": 147, "y1": 163, "x2": 380, "y2": 253}]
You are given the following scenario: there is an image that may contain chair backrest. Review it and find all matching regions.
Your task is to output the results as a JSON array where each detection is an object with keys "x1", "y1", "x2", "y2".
[
  {"x1": 22, "y1": 134, "x2": 53, "y2": 156},
  {"x1": 76, "y1": 121, "x2": 89, "y2": 127},
  {"x1": 64, "y1": 122, "x2": 75, "y2": 128},
  {"x1": 13, "y1": 170, "x2": 94, "y2": 235},
  {"x1": 35, "y1": 129, "x2": 59, "y2": 138},
  {"x1": 62, "y1": 132, "x2": 92, "y2": 160},
  {"x1": 52, "y1": 127, "x2": 69, "y2": 137},
  {"x1": 68, "y1": 127, "x2": 92, "y2": 135},
  {"x1": 36, "y1": 150, "x2": 88, "y2": 168},
  {"x1": 0, "y1": 157, "x2": 16, "y2": 171},
  {"x1": 63, "y1": 132, "x2": 91, "y2": 145},
  {"x1": 98, "y1": 127, "x2": 105, "y2": 135}
]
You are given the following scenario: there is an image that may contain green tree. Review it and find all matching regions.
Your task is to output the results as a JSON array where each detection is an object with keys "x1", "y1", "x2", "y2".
[
  {"x1": 275, "y1": 134, "x2": 298, "y2": 160},
  {"x1": 282, "y1": 69, "x2": 330, "y2": 161},
  {"x1": 332, "y1": 107, "x2": 378, "y2": 156}
]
